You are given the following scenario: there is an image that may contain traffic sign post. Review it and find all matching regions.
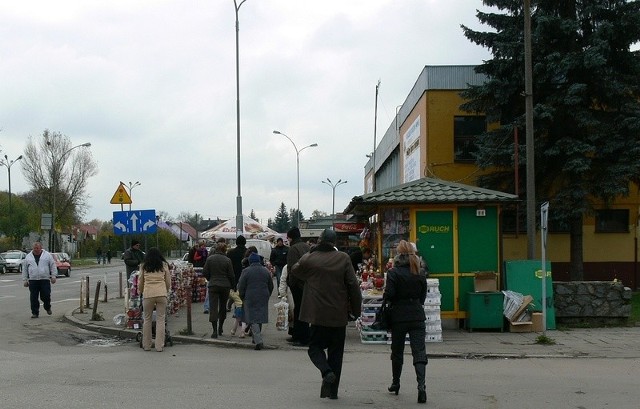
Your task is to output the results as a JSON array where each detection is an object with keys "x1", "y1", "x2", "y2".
[{"x1": 113, "y1": 209, "x2": 157, "y2": 235}]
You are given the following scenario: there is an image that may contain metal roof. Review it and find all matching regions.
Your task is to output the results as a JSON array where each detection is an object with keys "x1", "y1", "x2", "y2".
[{"x1": 344, "y1": 177, "x2": 519, "y2": 216}]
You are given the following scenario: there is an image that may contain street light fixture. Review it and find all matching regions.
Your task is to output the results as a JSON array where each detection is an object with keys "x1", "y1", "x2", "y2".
[
  {"x1": 121, "y1": 181, "x2": 141, "y2": 211},
  {"x1": 51, "y1": 142, "x2": 91, "y2": 252},
  {"x1": 273, "y1": 130, "x2": 318, "y2": 227},
  {"x1": 234, "y1": 0, "x2": 248, "y2": 237},
  {"x1": 0, "y1": 154, "x2": 23, "y2": 236},
  {"x1": 321, "y1": 178, "x2": 347, "y2": 230}
]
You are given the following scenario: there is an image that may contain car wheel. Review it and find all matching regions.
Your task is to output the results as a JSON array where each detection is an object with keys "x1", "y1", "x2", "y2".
[
  {"x1": 0, "y1": 266, "x2": 4, "y2": 274},
  {"x1": 65, "y1": 268, "x2": 70, "y2": 277}
]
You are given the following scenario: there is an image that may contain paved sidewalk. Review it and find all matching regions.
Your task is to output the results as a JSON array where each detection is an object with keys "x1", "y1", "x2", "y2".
[{"x1": 64, "y1": 291, "x2": 640, "y2": 359}]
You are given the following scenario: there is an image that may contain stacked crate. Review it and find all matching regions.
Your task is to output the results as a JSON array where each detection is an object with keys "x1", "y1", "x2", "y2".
[
  {"x1": 424, "y1": 278, "x2": 443, "y2": 342},
  {"x1": 358, "y1": 294, "x2": 389, "y2": 344}
]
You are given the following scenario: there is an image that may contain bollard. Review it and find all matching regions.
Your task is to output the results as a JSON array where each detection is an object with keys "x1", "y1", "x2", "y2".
[
  {"x1": 79, "y1": 278, "x2": 84, "y2": 313},
  {"x1": 103, "y1": 273, "x2": 108, "y2": 303},
  {"x1": 85, "y1": 276, "x2": 90, "y2": 308},
  {"x1": 118, "y1": 271, "x2": 124, "y2": 298},
  {"x1": 186, "y1": 286, "x2": 192, "y2": 335},
  {"x1": 91, "y1": 280, "x2": 102, "y2": 321}
]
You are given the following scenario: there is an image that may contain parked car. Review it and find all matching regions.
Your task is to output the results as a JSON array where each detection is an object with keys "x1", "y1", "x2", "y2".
[
  {"x1": 52, "y1": 253, "x2": 71, "y2": 277},
  {"x1": 0, "y1": 251, "x2": 26, "y2": 274},
  {"x1": 0, "y1": 254, "x2": 6, "y2": 274}
]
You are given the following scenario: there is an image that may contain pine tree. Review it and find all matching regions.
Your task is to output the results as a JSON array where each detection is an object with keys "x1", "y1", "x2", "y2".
[
  {"x1": 461, "y1": 0, "x2": 640, "y2": 280},
  {"x1": 273, "y1": 202, "x2": 290, "y2": 233}
]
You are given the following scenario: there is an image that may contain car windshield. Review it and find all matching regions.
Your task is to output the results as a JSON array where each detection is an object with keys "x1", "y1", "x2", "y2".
[{"x1": 3, "y1": 253, "x2": 22, "y2": 260}]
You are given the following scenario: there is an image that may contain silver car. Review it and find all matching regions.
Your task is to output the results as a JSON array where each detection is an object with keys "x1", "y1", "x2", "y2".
[{"x1": 1, "y1": 251, "x2": 27, "y2": 274}]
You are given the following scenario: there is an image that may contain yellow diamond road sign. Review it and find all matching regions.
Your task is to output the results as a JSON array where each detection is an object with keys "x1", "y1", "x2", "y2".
[{"x1": 110, "y1": 183, "x2": 132, "y2": 204}]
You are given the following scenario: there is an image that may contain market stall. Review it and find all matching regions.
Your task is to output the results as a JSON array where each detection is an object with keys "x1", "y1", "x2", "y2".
[{"x1": 344, "y1": 177, "x2": 519, "y2": 324}]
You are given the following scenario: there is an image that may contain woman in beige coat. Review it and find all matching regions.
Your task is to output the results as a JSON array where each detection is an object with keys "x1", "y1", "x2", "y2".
[{"x1": 139, "y1": 247, "x2": 171, "y2": 352}]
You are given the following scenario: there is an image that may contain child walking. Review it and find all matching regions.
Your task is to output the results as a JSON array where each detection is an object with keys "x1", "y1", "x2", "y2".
[{"x1": 228, "y1": 289, "x2": 246, "y2": 338}]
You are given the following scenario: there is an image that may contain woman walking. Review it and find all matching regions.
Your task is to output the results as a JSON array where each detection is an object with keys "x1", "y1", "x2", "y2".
[
  {"x1": 238, "y1": 252, "x2": 273, "y2": 350},
  {"x1": 383, "y1": 240, "x2": 428, "y2": 403},
  {"x1": 139, "y1": 247, "x2": 171, "y2": 352}
]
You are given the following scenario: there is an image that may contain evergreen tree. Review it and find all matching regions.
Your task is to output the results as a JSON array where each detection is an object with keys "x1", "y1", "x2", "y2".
[
  {"x1": 461, "y1": 0, "x2": 640, "y2": 280},
  {"x1": 289, "y1": 208, "x2": 304, "y2": 228},
  {"x1": 272, "y1": 202, "x2": 290, "y2": 232},
  {"x1": 249, "y1": 209, "x2": 257, "y2": 220}
]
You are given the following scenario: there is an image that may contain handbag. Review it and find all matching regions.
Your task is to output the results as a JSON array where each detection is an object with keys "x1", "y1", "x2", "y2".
[{"x1": 371, "y1": 301, "x2": 392, "y2": 331}]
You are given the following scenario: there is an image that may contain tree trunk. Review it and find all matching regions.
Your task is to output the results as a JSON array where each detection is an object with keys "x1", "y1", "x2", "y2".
[{"x1": 569, "y1": 214, "x2": 584, "y2": 281}]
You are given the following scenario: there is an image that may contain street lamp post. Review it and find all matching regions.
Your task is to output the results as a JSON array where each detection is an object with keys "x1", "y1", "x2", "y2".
[
  {"x1": 0, "y1": 154, "x2": 23, "y2": 235},
  {"x1": 234, "y1": 0, "x2": 248, "y2": 236},
  {"x1": 51, "y1": 142, "x2": 91, "y2": 252},
  {"x1": 321, "y1": 178, "x2": 347, "y2": 230},
  {"x1": 273, "y1": 130, "x2": 318, "y2": 227}
]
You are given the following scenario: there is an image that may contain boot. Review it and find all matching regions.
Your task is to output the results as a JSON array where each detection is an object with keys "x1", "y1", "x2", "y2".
[
  {"x1": 388, "y1": 360, "x2": 402, "y2": 395},
  {"x1": 218, "y1": 319, "x2": 225, "y2": 336},
  {"x1": 211, "y1": 321, "x2": 218, "y2": 339},
  {"x1": 415, "y1": 363, "x2": 426, "y2": 404}
]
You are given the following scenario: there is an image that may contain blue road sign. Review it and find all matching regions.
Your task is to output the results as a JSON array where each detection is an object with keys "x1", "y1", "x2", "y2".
[{"x1": 113, "y1": 209, "x2": 157, "y2": 235}]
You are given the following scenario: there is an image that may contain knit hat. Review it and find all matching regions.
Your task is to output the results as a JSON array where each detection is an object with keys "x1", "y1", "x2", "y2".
[
  {"x1": 131, "y1": 239, "x2": 140, "y2": 247},
  {"x1": 319, "y1": 228, "x2": 337, "y2": 244},
  {"x1": 236, "y1": 235, "x2": 246, "y2": 246},
  {"x1": 287, "y1": 227, "x2": 301, "y2": 240},
  {"x1": 248, "y1": 252, "x2": 261, "y2": 264}
]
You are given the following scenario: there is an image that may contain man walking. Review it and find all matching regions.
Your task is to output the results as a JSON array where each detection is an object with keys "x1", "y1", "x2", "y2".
[
  {"x1": 269, "y1": 237, "x2": 288, "y2": 288},
  {"x1": 22, "y1": 242, "x2": 58, "y2": 318},
  {"x1": 291, "y1": 229, "x2": 362, "y2": 400}
]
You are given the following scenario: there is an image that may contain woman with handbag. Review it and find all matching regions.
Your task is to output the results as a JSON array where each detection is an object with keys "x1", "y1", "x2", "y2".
[{"x1": 383, "y1": 240, "x2": 428, "y2": 403}]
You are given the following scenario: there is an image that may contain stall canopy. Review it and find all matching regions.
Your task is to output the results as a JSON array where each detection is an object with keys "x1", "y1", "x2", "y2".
[
  {"x1": 200, "y1": 215, "x2": 279, "y2": 240},
  {"x1": 344, "y1": 177, "x2": 519, "y2": 216}
]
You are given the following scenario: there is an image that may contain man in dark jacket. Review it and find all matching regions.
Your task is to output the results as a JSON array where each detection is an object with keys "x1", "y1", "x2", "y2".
[
  {"x1": 226, "y1": 235, "x2": 247, "y2": 290},
  {"x1": 269, "y1": 237, "x2": 288, "y2": 288},
  {"x1": 291, "y1": 228, "x2": 362, "y2": 400},
  {"x1": 286, "y1": 227, "x2": 310, "y2": 345},
  {"x1": 123, "y1": 240, "x2": 145, "y2": 280}
]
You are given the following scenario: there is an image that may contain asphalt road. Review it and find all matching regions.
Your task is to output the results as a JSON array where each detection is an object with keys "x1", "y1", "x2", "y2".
[{"x1": 1, "y1": 263, "x2": 639, "y2": 408}]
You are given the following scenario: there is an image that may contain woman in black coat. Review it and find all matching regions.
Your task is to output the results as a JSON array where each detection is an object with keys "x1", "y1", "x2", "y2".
[{"x1": 383, "y1": 240, "x2": 428, "y2": 404}]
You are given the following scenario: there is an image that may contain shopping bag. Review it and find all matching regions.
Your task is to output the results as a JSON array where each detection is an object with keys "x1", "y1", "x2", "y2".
[
  {"x1": 274, "y1": 298, "x2": 289, "y2": 331},
  {"x1": 371, "y1": 302, "x2": 392, "y2": 331}
]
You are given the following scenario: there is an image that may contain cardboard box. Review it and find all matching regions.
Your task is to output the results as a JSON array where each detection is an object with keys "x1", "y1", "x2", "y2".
[
  {"x1": 509, "y1": 321, "x2": 533, "y2": 333},
  {"x1": 531, "y1": 312, "x2": 543, "y2": 332},
  {"x1": 474, "y1": 272, "x2": 498, "y2": 292},
  {"x1": 511, "y1": 295, "x2": 534, "y2": 322}
]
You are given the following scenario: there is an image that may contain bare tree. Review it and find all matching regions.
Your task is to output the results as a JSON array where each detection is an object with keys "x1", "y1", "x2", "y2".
[{"x1": 21, "y1": 129, "x2": 98, "y2": 230}]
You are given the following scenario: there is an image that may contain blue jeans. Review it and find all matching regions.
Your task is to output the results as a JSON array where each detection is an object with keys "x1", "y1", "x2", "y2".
[
  {"x1": 274, "y1": 265, "x2": 284, "y2": 288},
  {"x1": 28, "y1": 280, "x2": 52, "y2": 316}
]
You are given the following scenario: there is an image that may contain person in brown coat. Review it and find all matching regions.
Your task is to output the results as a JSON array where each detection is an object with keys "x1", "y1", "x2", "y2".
[
  {"x1": 203, "y1": 242, "x2": 235, "y2": 338},
  {"x1": 291, "y1": 228, "x2": 362, "y2": 400}
]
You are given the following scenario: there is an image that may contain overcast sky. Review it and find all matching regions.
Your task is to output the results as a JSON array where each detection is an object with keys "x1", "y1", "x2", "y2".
[{"x1": 0, "y1": 0, "x2": 492, "y2": 226}]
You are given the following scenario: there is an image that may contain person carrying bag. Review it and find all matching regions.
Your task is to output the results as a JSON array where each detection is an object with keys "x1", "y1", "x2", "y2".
[{"x1": 382, "y1": 240, "x2": 428, "y2": 404}]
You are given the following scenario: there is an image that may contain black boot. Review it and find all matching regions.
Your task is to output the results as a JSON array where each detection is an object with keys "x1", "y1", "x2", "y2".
[
  {"x1": 211, "y1": 321, "x2": 218, "y2": 339},
  {"x1": 388, "y1": 360, "x2": 402, "y2": 395},
  {"x1": 415, "y1": 363, "x2": 426, "y2": 404},
  {"x1": 218, "y1": 319, "x2": 225, "y2": 336}
]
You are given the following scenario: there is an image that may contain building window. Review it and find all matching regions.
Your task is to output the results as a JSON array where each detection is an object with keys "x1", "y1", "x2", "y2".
[
  {"x1": 501, "y1": 208, "x2": 526, "y2": 234},
  {"x1": 595, "y1": 209, "x2": 629, "y2": 233},
  {"x1": 454, "y1": 116, "x2": 485, "y2": 162}
]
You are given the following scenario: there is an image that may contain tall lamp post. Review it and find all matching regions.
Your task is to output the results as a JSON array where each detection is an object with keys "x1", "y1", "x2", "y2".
[
  {"x1": 234, "y1": 0, "x2": 248, "y2": 236},
  {"x1": 273, "y1": 130, "x2": 318, "y2": 227},
  {"x1": 51, "y1": 142, "x2": 91, "y2": 252},
  {"x1": 1, "y1": 154, "x2": 23, "y2": 235},
  {"x1": 321, "y1": 178, "x2": 347, "y2": 230}
]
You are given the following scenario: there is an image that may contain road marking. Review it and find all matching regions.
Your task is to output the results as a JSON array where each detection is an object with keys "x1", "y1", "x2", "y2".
[{"x1": 0, "y1": 295, "x2": 17, "y2": 299}]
